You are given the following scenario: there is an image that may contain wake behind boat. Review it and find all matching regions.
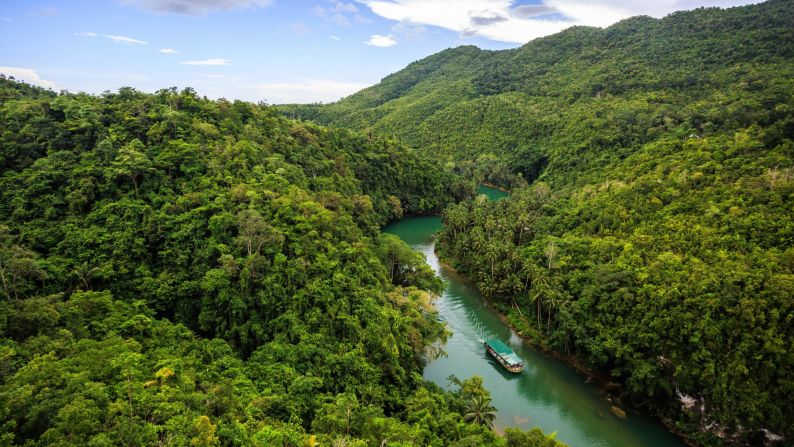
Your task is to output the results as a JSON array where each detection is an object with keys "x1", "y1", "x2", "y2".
[{"x1": 484, "y1": 339, "x2": 524, "y2": 373}]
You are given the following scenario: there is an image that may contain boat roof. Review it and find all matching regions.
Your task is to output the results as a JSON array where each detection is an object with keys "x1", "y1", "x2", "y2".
[{"x1": 486, "y1": 339, "x2": 523, "y2": 365}]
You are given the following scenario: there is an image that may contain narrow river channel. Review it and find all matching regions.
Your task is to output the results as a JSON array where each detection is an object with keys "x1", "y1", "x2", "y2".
[{"x1": 384, "y1": 184, "x2": 684, "y2": 447}]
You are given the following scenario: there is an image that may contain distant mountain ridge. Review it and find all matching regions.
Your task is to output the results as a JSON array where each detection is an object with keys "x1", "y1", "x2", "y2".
[{"x1": 281, "y1": 0, "x2": 794, "y2": 188}]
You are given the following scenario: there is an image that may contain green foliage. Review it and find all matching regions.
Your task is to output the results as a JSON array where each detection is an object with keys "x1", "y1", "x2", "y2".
[
  {"x1": 437, "y1": 133, "x2": 793, "y2": 444},
  {"x1": 377, "y1": 234, "x2": 442, "y2": 293},
  {"x1": 462, "y1": 396, "x2": 497, "y2": 430},
  {"x1": 0, "y1": 78, "x2": 557, "y2": 446},
  {"x1": 504, "y1": 427, "x2": 568, "y2": 447},
  {"x1": 281, "y1": 0, "x2": 794, "y2": 192},
  {"x1": 283, "y1": 2, "x2": 794, "y2": 444},
  {"x1": 0, "y1": 291, "x2": 249, "y2": 446}
]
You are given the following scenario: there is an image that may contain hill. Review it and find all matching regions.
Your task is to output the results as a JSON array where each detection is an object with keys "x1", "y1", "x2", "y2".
[
  {"x1": 281, "y1": 0, "x2": 794, "y2": 189},
  {"x1": 282, "y1": 1, "x2": 794, "y2": 445},
  {"x1": 0, "y1": 77, "x2": 570, "y2": 447}
]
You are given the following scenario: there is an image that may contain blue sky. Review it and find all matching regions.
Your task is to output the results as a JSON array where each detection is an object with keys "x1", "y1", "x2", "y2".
[{"x1": 0, "y1": 0, "x2": 759, "y2": 103}]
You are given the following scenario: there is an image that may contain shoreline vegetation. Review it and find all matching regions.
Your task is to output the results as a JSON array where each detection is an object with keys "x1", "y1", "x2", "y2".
[
  {"x1": 435, "y1": 177, "x2": 792, "y2": 446},
  {"x1": 433, "y1": 246, "x2": 695, "y2": 447}
]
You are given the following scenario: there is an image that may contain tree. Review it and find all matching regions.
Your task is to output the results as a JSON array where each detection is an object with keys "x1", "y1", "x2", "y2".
[
  {"x1": 71, "y1": 261, "x2": 99, "y2": 290},
  {"x1": 463, "y1": 395, "x2": 497, "y2": 430},
  {"x1": 376, "y1": 234, "x2": 441, "y2": 293},
  {"x1": 190, "y1": 416, "x2": 220, "y2": 447},
  {"x1": 0, "y1": 227, "x2": 46, "y2": 302},
  {"x1": 0, "y1": 75, "x2": 578, "y2": 447},
  {"x1": 505, "y1": 427, "x2": 568, "y2": 447},
  {"x1": 235, "y1": 209, "x2": 282, "y2": 258},
  {"x1": 111, "y1": 139, "x2": 152, "y2": 196},
  {"x1": 530, "y1": 269, "x2": 550, "y2": 333}
]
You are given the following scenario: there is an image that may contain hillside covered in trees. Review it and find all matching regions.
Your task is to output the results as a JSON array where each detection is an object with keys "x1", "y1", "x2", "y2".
[
  {"x1": 281, "y1": 0, "x2": 793, "y2": 190},
  {"x1": 0, "y1": 77, "x2": 568, "y2": 447},
  {"x1": 282, "y1": 0, "x2": 794, "y2": 445}
]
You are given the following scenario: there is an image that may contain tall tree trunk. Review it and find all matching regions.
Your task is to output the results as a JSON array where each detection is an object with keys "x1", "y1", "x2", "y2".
[
  {"x1": 548, "y1": 310, "x2": 552, "y2": 333},
  {"x1": 0, "y1": 262, "x2": 10, "y2": 301}
]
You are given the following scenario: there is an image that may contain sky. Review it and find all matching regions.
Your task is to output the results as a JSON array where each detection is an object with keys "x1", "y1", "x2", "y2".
[{"x1": 0, "y1": 0, "x2": 761, "y2": 103}]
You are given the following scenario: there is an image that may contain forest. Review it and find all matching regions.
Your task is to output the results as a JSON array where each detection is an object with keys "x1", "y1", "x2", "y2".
[
  {"x1": 0, "y1": 77, "x2": 564, "y2": 446},
  {"x1": 2, "y1": 0, "x2": 793, "y2": 445},
  {"x1": 281, "y1": 0, "x2": 794, "y2": 190},
  {"x1": 282, "y1": 0, "x2": 793, "y2": 445}
]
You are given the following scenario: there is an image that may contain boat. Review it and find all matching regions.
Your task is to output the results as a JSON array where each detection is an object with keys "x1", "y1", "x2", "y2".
[{"x1": 484, "y1": 338, "x2": 524, "y2": 373}]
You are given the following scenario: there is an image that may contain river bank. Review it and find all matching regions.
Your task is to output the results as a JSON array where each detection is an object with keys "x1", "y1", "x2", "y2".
[
  {"x1": 436, "y1": 250, "x2": 613, "y2": 383},
  {"x1": 384, "y1": 210, "x2": 685, "y2": 447},
  {"x1": 434, "y1": 231, "x2": 696, "y2": 447},
  {"x1": 435, "y1": 246, "x2": 699, "y2": 447}
]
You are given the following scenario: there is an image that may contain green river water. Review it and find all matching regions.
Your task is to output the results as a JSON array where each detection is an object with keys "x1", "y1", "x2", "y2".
[{"x1": 383, "y1": 184, "x2": 684, "y2": 447}]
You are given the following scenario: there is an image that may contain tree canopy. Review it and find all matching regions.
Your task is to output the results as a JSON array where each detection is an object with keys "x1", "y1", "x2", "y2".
[
  {"x1": 281, "y1": 1, "x2": 794, "y2": 445},
  {"x1": 0, "y1": 77, "x2": 565, "y2": 447}
]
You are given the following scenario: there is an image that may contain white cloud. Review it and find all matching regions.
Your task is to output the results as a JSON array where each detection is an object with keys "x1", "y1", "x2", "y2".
[
  {"x1": 0, "y1": 67, "x2": 57, "y2": 89},
  {"x1": 255, "y1": 79, "x2": 371, "y2": 104},
  {"x1": 365, "y1": 34, "x2": 397, "y2": 47},
  {"x1": 105, "y1": 34, "x2": 148, "y2": 45},
  {"x1": 159, "y1": 48, "x2": 179, "y2": 54},
  {"x1": 330, "y1": 35, "x2": 341, "y2": 40},
  {"x1": 182, "y1": 58, "x2": 232, "y2": 66},
  {"x1": 336, "y1": 2, "x2": 359, "y2": 13},
  {"x1": 358, "y1": 0, "x2": 761, "y2": 43},
  {"x1": 120, "y1": 0, "x2": 272, "y2": 15},
  {"x1": 312, "y1": 1, "x2": 360, "y2": 26},
  {"x1": 391, "y1": 20, "x2": 427, "y2": 40},
  {"x1": 75, "y1": 31, "x2": 98, "y2": 37}
]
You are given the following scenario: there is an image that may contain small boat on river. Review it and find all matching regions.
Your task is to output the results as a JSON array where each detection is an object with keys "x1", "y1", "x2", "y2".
[{"x1": 484, "y1": 338, "x2": 524, "y2": 373}]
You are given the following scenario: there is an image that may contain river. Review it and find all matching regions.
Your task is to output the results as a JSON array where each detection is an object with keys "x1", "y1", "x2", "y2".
[{"x1": 383, "y1": 184, "x2": 684, "y2": 447}]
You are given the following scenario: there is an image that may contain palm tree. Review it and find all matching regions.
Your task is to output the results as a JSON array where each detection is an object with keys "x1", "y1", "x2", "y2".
[
  {"x1": 530, "y1": 270, "x2": 550, "y2": 333},
  {"x1": 545, "y1": 288, "x2": 559, "y2": 333},
  {"x1": 444, "y1": 204, "x2": 468, "y2": 238},
  {"x1": 485, "y1": 243, "x2": 501, "y2": 278},
  {"x1": 72, "y1": 262, "x2": 99, "y2": 290},
  {"x1": 463, "y1": 395, "x2": 497, "y2": 430}
]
